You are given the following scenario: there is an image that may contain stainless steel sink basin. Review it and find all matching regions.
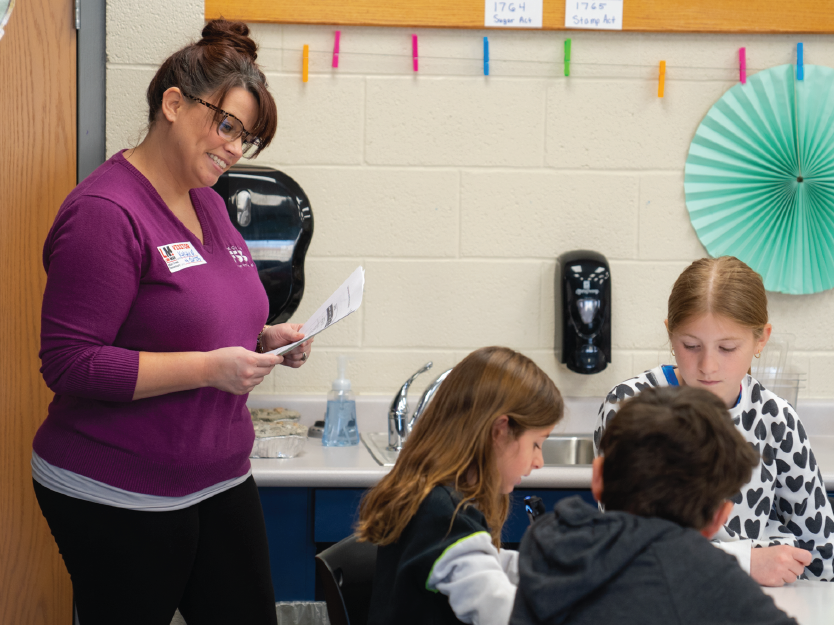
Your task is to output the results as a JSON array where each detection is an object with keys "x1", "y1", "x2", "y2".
[
  {"x1": 361, "y1": 432, "x2": 594, "y2": 467},
  {"x1": 542, "y1": 435, "x2": 594, "y2": 466},
  {"x1": 361, "y1": 432, "x2": 399, "y2": 466}
]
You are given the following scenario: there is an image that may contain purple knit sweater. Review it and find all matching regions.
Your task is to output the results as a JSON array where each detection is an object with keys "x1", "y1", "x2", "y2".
[{"x1": 34, "y1": 151, "x2": 269, "y2": 497}]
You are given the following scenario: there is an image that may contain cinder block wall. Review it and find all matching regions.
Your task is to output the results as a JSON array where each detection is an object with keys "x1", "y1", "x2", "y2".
[{"x1": 106, "y1": 0, "x2": 834, "y2": 398}]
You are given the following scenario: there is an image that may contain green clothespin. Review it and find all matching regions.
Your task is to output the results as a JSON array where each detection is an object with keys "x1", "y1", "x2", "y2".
[{"x1": 564, "y1": 39, "x2": 571, "y2": 77}]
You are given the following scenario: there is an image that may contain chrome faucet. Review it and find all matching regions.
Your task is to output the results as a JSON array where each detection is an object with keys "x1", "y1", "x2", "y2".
[
  {"x1": 412, "y1": 368, "x2": 453, "y2": 423},
  {"x1": 387, "y1": 363, "x2": 453, "y2": 452},
  {"x1": 388, "y1": 362, "x2": 432, "y2": 451}
]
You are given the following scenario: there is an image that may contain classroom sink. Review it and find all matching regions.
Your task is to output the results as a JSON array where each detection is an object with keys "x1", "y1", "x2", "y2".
[
  {"x1": 541, "y1": 435, "x2": 595, "y2": 466},
  {"x1": 361, "y1": 432, "x2": 400, "y2": 467},
  {"x1": 360, "y1": 432, "x2": 595, "y2": 467}
]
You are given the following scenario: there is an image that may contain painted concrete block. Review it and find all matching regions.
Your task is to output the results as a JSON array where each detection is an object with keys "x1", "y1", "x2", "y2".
[
  {"x1": 639, "y1": 173, "x2": 707, "y2": 260},
  {"x1": 461, "y1": 171, "x2": 639, "y2": 259},
  {"x1": 255, "y1": 75, "x2": 365, "y2": 166},
  {"x1": 278, "y1": 167, "x2": 459, "y2": 257},
  {"x1": 366, "y1": 78, "x2": 547, "y2": 166},
  {"x1": 363, "y1": 260, "x2": 546, "y2": 348}
]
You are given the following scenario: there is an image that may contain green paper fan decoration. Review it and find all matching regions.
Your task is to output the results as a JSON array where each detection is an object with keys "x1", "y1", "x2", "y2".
[{"x1": 684, "y1": 63, "x2": 834, "y2": 294}]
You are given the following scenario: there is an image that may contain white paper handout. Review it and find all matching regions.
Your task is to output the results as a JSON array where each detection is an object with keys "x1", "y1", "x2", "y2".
[{"x1": 268, "y1": 266, "x2": 365, "y2": 356}]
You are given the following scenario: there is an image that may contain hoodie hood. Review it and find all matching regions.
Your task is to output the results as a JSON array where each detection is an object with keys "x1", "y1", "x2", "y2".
[{"x1": 515, "y1": 496, "x2": 687, "y2": 624}]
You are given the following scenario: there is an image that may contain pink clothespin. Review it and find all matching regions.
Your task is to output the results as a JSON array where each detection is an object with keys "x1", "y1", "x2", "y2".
[
  {"x1": 739, "y1": 47, "x2": 746, "y2": 84},
  {"x1": 412, "y1": 34, "x2": 419, "y2": 72},
  {"x1": 332, "y1": 31, "x2": 341, "y2": 69}
]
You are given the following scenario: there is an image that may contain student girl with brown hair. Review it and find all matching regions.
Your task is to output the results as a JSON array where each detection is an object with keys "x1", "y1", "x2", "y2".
[
  {"x1": 594, "y1": 256, "x2": 834, "y2": 586},
  {"x1": 356, "y1": 346, "x2": 564, "y2": 625}
]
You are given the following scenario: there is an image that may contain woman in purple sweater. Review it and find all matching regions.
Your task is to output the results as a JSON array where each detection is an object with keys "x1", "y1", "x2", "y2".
[{"x1": 32, "y1": 20, "x2": 307, "y2": 625}]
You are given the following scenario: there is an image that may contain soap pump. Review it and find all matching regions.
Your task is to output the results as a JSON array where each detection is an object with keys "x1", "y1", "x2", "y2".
[{"x1": 322, "y1": 355, "x2": 359, "y2": 447}]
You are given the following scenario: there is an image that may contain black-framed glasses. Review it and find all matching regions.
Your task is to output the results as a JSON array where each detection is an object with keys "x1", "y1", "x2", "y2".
[{"x1": 183, "y1": 92, "x2": 262, "y2": 158}]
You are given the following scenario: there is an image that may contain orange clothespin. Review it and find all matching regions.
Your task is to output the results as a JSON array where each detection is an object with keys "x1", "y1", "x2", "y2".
[
  {"x1": 302, "y1": 44, "x2": 309, "y2": 83},
  {"x1": 658, "y1": 61, "x2": 666, "y2": 98}
]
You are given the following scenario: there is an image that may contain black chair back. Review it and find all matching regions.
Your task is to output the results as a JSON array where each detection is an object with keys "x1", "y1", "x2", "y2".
[{"x1": 315, "y1": 534, "x2": 378, "y2": 625}]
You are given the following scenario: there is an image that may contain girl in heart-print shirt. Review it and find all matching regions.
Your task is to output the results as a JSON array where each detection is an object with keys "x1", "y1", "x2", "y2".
[{"x1": 594, "y1": 256, "x2": 834, "y2": 586}]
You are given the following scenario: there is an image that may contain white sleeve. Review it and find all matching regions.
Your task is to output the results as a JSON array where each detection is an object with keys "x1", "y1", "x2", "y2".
[
  {"x1": 497, "y1": 548, "x2": 519, "y2": 584},
  {"x1": 711, "y1": 538, "x2": 752, "y2": 574},
  {"x1": 427, "y1": 532, "x2": 517, "y2": 625}
]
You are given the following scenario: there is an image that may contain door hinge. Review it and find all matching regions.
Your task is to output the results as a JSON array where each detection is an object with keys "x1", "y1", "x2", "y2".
[{"x1": 75, "y1": 0, "x2": 80, "y2": 30}]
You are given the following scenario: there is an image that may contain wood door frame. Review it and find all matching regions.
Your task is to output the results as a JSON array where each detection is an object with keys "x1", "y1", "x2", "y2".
[{"x1": 0, "y1": 0, "x2": 76, "y2": 621}]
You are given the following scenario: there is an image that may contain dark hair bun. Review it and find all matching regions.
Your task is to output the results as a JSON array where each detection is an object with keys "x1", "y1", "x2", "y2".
[{"x1": 200, "y1": 19, "x2": 258, "y2": 62}]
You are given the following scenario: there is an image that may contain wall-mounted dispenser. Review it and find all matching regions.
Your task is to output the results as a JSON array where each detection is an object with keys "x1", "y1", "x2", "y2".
[
  {"x1": 557, "y1": 250, "x2": 611, "y2": 374},
  {"x1": 213, "y1": 166, "x2": 313, "y2": 324}
]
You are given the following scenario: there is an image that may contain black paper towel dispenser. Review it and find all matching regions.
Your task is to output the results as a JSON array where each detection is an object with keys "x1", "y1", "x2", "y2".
[
  {"x1": 213, "y1": 166, "x2": 313, "y2": 324},
  {"x1": 558, "y1": 250, "x2": 611, "y2": 375}
]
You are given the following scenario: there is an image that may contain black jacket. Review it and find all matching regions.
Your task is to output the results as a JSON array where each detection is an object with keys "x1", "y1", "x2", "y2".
[
  {"x1": 368, "y1": 485, "x2": 498, "y2": 625},
  {"x1": 511, "y1": 497, "x2": 797, "y2": 625}
]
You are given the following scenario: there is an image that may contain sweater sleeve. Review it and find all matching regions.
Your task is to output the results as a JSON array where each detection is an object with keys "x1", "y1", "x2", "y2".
[
  {"x1": 594, "y1": 375, "x2": 646, "y2": 456},
  {"x1": 711, "y1": 537, "x2": 753, "y2": 573},
  {"x1": 593, "y1": 392, "x2": 620, "y2": 457},
  {"x1": 767, "y1": 406, "x2": 834, "y2": 580},
  {"x1": 428, "y1": 532, "x2": 518, "y2": 625},
  {"x1": 39, "y1": 197, "x2": 142, "y2": 401},
  {"x1": 497, "y1": 548, "x2": 520, "y2": 585}
]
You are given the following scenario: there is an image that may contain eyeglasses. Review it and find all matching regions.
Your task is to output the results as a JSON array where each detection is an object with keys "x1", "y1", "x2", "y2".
[{"x1": 183, "y1": 92, "x2": 262, "y2": 158}]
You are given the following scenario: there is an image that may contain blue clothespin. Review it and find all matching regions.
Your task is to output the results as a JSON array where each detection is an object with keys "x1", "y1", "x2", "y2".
[
  {"x1": 797, "y1": 42, "x2": 804, "y2": 80},
  {"x1": 483, "y1": 37, "x2": 489, "y2": 76}
]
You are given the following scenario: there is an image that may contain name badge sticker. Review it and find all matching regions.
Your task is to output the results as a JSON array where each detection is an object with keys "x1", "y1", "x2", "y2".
[{"x1": 157, "y1": 242, "x2": 207, "y2": 273}]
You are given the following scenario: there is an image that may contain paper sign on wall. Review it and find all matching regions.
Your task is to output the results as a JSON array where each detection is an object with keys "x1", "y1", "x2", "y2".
[
  {"x1": 565, "y1": 0, "x2": 623, "y2": 30},
  {"x1": 485, "y1": 0, "x2": 543, "y2": 28}
]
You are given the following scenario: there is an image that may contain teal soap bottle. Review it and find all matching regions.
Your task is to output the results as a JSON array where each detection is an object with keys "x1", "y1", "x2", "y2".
[{"x1": 322, "y1": 355, "x2": 359, "y2": 447}]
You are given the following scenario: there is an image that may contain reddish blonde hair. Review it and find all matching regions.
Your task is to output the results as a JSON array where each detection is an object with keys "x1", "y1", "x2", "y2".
[
  {"x1": 356, "y1": 347, "x2": 563, "y2": 548},
  {"x1": 667, "y1": 256, "x2": 768, "y2": 340}
]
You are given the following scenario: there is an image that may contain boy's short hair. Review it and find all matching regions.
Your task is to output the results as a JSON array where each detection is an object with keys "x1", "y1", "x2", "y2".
[{"x1": 598, "y1": 386, "x2": 760, "y2": 530}]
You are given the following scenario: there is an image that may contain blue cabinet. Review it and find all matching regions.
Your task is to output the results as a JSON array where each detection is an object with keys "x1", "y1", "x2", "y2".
[
  {"x1": 259, "y1": 487, "x2": 317, "y2": 601},
  {"x1": 259, "y1": 486, "x2": 593, "y2": 601}
]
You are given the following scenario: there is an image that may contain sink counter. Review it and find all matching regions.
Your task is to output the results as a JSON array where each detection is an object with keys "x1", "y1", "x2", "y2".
[
  {"x1": 252, "y1": 435, "x2": 834, "y2": 490},
  {"x1": 251, "y1": 436, "x2": 593, "y2": 489},
  {"x1": 248, "y1": 395, "x2": 834, "y2": 490}
]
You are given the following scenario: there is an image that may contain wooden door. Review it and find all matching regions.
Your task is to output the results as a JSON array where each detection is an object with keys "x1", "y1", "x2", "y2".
[{"x1": 0, "y1": 0, "x2": 76, "y2": 621}]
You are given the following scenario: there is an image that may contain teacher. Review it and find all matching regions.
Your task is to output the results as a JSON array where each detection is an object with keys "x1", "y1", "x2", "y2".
[{"x1": 32, "y1": 19, "x2": 306, "y2": 625}]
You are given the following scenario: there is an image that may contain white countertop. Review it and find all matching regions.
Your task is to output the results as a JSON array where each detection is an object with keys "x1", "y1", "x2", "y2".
[
  {"x1": 251, "y1": 436, "x2": 593, "y2": 488},
  {"x1": 248, "y1": 395, "x2": 834, "y2": 490},
  {"x1": 764, "y1": 581, "x2": 834, "y2": 625}
]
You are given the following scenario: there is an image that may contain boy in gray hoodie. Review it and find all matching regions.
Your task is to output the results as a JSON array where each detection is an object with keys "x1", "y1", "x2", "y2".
[{"x1": 511, "y1": 386, "x2": 798, "y2": 625}]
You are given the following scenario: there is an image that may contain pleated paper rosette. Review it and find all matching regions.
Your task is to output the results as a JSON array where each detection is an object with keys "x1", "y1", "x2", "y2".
[{"x1": 684, "y1": 63, "x2": 834, "y2": 294}]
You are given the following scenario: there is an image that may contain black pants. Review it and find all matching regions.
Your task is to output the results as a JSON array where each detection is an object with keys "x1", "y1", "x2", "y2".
[{"x1": 34, "y1": 475, "x2": 278, "y2": 625}]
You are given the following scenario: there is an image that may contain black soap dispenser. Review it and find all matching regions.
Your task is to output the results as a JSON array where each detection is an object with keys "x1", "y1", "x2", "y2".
[{"x1": 558, "y1": 250, "x2": 611, "y2": 374}]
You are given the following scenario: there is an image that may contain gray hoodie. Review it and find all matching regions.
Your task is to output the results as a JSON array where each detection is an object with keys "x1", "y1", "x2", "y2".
[{"x1": 511, "y1": 496, "x2": 797, "y2": 625}]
